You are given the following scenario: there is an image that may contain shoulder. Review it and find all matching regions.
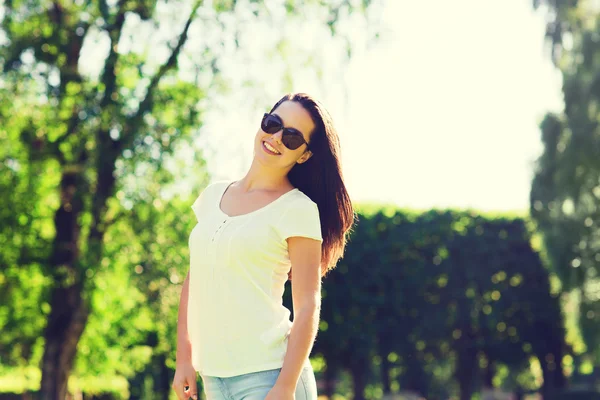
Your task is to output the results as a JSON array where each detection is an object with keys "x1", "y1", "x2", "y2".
[
  {"x1": 198, "y1": 179, "x2": 233, "y2": 197},
  {"x1": 275, "y1": 188, "x2": 323, "y2": 241},
  {"x1": 191, "y1": 179, "x2": 232, "y2": 212},
  {"x1": 208, "y1": 179, "x2": 233, "y2": 191},
  {"x1": 283, "y1": 189, "x2": 320, "y2": 216}
]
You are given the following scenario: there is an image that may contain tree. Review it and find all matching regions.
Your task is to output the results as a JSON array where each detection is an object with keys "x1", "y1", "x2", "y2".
[
  {"x1": 531, "y1": 0, "x2": 600, "y2": 378},
  {"x1": 313, "y1": 205, "x2": 564, "y2": 399},
  {"x1": 0, "y1": 0, "x2": 382, "y2": 397}
]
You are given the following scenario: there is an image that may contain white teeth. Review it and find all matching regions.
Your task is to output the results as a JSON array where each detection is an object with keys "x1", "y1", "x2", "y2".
[{"x1": 264, "y1": 141, "x2": 280, "y2": 154}]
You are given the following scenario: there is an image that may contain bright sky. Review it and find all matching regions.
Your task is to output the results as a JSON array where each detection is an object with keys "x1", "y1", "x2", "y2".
[
  {"x1": 195, "y1": 0, "x2": 564, "y2": 212},
  {"x1": 6, "y1": 0, "x2": 565, "y2": 212}
]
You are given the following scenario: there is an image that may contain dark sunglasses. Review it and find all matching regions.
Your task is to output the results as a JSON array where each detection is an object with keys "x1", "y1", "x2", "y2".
[{"x1": 261, "y1": 113, "x2": 310, "y2": 151}]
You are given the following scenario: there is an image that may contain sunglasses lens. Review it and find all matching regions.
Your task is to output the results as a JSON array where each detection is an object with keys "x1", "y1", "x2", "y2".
[
  {"x1": 261, "y1": 114, "x2": 282, "y2": 133},
  {"x1": 282, "y1": 130, "x2": 305, "y2": 150},
  {"x1": 261, "y1": 113, "x2": 308, "y2": 151}
]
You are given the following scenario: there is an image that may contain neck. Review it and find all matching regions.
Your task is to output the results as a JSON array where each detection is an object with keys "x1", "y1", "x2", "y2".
[{"x1": 238, "y1": 158, "x2": 292, "y2": 192}]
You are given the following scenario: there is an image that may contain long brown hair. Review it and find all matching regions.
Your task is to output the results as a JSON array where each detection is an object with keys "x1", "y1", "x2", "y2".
[{"x1": 269, "y1": 93, "x2": 357, "y2": 279}]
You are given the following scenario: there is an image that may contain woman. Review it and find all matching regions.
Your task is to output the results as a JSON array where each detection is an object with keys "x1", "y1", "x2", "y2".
[{"x1": 172, "y1": 93, "x2": 355, "y2": 400}]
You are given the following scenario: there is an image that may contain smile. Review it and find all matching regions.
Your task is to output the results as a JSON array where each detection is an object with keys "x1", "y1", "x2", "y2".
[{"x1": 262, "y1": 141, "x2": 281, "y2": 155}]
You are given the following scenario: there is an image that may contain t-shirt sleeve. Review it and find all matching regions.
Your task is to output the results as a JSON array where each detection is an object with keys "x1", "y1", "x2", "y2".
[
  {"x1": 191, "y1": 183, "x2": 213, "y2": 221},
  {"x1": 276, "y1": 198, "x2": 323, "y2": 242}
]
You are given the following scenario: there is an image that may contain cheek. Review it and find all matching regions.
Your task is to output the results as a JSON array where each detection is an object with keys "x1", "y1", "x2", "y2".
[
  {"x1": 285, "y1": 149, "x2": 304, "y2": 164},
  {"x1": 256, "y1": 129, "x2": 272, "y2": 141},
  {"x1": 255, "y1": 131, "x2": 266, "y2": 146}
]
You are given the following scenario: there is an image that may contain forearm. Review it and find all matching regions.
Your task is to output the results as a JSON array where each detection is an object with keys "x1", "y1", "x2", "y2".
[
  {"x1": 276, "y1": 303, "x2": 320, "y2": 390},
  {"x1": 176, "y1": 271, "x2": 192, "y2": 364}
]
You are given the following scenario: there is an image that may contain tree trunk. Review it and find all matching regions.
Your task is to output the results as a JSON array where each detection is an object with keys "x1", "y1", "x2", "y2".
[
  {"x1": 549, "y1": 349, "x2": 566, "y2": 389},
  {"x1": 538, "y1": 343, "x2": 566, "y2": 397},
  {"x1": 480, "y1": 360, "x2": 495, "y2": 400},
  {"x1": 456, "y1": 343, "x2": 477, "y2": 400},
  {"x1": 540, "y1": 358, "x2": 565, "y2": 398},
  {"x1": 380, "y1": 350, "x2": 391, "y2": 395},
  {"x1": 40, "y1": 144, "x2": 115, "y2": 398},
  {"x1": 154, "y1": 352, "x2": 172, "y2": 400},
  {"x1": 40, "y1": 168, "x2": 88, "y2": 400},
  {"x1": 350, "y1": 365, "x2": 367, "y2": 400},
  {"x1": 401, "y1": 353, "x2": 427, "y2": 397},
  {"x1": 127, "y1": 372, "x2": 144, "y2": 400},
  {"x1": 514, "y1": 388, "x2": 524, "y2": 400},
  {"x1": 482, "y1": 359, "x2": 494, "y2": 388},
  {"x1": 40, "y1": 283, "x2": 89, "y2": 399}
]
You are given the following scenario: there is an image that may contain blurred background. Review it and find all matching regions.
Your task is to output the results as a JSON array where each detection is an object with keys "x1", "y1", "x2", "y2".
[{"x1": 1, "y1": 0, "x2": 598, "y2": 399}]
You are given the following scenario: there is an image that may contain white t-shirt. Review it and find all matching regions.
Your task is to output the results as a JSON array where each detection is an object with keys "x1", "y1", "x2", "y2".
[{"x1": 187, "y1": 179, "x2": 323, "y2": 377}]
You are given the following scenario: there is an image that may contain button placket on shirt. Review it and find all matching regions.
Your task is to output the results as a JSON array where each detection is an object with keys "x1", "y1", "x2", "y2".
[
  {"x1": 208, "y1": 215, "x2": 238, "y2": 369},
  {"x1": 210, "y1": 217, "x2": 229, "y2": 280},
  {"x1": 211, "y1": 218, "x2": 230, "y2": 242}
]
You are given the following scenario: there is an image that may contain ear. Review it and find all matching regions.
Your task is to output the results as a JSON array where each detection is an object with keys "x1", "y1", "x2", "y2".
[{"x1": 297, "y1": 150, "x2": 313, "y2": 164}]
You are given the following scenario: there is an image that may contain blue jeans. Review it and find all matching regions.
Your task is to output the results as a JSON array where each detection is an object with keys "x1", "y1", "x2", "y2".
[{"x1": 200, "y1": 365, "x2": 318, "y2": 400}]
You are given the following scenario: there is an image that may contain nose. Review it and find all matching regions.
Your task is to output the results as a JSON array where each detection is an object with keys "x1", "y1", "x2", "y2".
[{"x1": 272, "y1": 129, "x2": 283, "y2": 144}]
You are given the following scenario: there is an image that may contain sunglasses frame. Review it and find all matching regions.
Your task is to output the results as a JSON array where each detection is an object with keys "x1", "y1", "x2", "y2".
[{"x1": 261, "y1": 113, "x2": 310, "y2": 151}]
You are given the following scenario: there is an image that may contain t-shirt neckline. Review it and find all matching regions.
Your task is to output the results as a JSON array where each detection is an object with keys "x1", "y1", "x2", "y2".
[{"x1": 217, "y1": 180, "x2": 299, "y2": 219}]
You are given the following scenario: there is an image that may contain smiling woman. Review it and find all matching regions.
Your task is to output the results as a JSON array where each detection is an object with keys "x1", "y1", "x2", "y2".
[{"x1": 172, "y1": 93, "x2": 356, "y2": 400}]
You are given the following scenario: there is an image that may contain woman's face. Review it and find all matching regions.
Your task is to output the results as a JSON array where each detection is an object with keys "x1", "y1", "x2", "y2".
[{"x1": 255, "y1": 100, "x2": 315, "y2": 167}]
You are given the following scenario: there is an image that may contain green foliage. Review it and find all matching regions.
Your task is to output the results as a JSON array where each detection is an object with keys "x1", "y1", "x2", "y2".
[
  {"x1": 0, "y1": 184, "x2": 567, "y2": 399},
  {"x1": 531, "y1": 0, "x2": 600, "y2": 378},
  {"x1": 312, "y1": 206, "x2": 565, "y2": 399},
  {"x1": 0, "y1": 0, "x2": 383, "y2": 397}
]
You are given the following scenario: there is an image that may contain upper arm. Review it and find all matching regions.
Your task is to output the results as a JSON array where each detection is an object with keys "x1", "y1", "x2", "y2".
[
  {"x1": 275, "y1": 197, "x2": 324, "y2": 314},
  {"x1": 288, "y1": 236, "x2": 322, "y2": 315}
]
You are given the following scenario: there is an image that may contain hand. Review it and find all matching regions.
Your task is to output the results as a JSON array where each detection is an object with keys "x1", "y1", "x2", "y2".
[
  {"x1": 172, "y1": 361, "x2": 198, "y2": 400},
  {"x1": 265, "y1": 384, "x2": 295, "y2": 400}
]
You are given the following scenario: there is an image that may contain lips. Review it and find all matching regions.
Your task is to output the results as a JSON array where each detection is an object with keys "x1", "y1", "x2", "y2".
[{"x1": 262, "y1": 141, "x2": 281, "y2": 155}]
